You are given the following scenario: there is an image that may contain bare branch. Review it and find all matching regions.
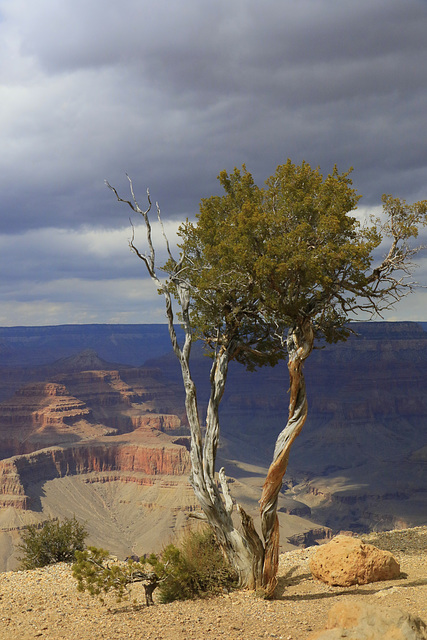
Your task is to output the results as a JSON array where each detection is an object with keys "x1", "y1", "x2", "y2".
[
  {"x1": 218, "y1": 467, "x2": 234, "y2": 515},
  {"x1": 188, "y1": 512, "x2": 208, "y2": 521},
  {"x1": 156, "y1": 200, "x2": 176, "y2": 265}
]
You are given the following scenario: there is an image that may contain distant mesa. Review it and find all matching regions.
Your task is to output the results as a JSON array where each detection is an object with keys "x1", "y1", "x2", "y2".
[{"x1": 48, "y1": 348, "x2": 123, "y2": 372}]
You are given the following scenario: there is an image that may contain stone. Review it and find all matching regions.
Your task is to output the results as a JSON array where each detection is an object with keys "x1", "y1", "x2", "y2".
[
  {"x1": 309, "y1": 535, "x2": 400, "y2": 586},
  {"x1": 308, "y1": 601, "x2": 427, "y2": 639}
]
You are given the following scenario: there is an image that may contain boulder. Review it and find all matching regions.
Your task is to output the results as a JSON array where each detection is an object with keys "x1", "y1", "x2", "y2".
[
  {"x1": 309, "y1": 535, "x2": 400, "y2": 586},
  {"x1": 308, "y1": 601, "x2": 427, "y2": 639}
]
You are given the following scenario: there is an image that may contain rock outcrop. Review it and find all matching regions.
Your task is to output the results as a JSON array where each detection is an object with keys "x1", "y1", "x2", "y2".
[
  {"x1": 0, "y1": 427, "x2": 191, "y2": 510},
  {"x1": 0, "y1": 382, "x2": 117, "y2": 459},
  {"x1": 287, "y1": 527, "x2": 333, "y2": 548},
  {"x1": 0, "y1": 363, "x2": 188, "y2": 458},
  {"x1": 308, "y1": 601, "x2": 427, "y2": 640},
  {"x1": 0, "y1": 360, "x2": 191, "y2": 520},
  {"x1": 309, "y1": 535, "x2": 401, "y2": 586}
]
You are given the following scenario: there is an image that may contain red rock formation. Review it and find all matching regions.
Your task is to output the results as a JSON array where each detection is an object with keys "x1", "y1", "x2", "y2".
[
  {"x1": 0, "y1": 367, "x2": 189, "y2": 459},
  {"x1": 0, "y1": 366, "x2": 191, "y2": 512},
  {"x1": 309, "y1": 536, "x2": 400, "y2": 586},
  {"x1": 0, "y1": 427, "x2": 191, "y2": 510},
  {"x1": 0, "y1": 458, "x2": 29, "y2": 509},
  {"x1": 0, "y1": 381, "x2": 118, "y2": 460},
  {"x1": 129, "y1": 414, "x2": 182, "y2": 432}
]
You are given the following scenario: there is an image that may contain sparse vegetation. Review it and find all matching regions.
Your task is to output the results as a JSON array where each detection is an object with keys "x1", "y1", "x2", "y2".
[
  {"x1": 155, "y1": 528, "x2": 237, "y2": 603},
  {"x1": 18, "y1": 516, "x2": 88, "y2": 570},
  {"x1": 73, "y1": 546, "x2": 160, "y2": 606},
  {"x1": 72, "y1": 527, "x2": 237, "y2": 606}
]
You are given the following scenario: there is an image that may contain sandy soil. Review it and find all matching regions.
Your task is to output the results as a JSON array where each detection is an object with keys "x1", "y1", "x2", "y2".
[{"x1": 0, "y1": 527, "x2": 426, "y2": 640}]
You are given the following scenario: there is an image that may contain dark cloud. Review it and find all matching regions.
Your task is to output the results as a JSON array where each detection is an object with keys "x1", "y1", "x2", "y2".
[{"x1": 0, "y1": 0, "x2": 426, "y2": 323}]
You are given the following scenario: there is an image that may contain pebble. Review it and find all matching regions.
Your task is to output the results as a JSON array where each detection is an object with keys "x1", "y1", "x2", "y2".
[{"x1": 0, "y1": 527, "x2": 426, "y2": 640}]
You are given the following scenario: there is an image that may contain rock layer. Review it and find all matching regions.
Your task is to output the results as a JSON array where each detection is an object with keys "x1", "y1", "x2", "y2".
[{"x1": 0, "y1": 429, "x2": 191, "y2": 510}]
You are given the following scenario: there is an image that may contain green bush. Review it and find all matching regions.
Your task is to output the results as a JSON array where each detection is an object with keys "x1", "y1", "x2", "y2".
[
  {"x1": 18, "y1": 516, "x2": 88, "y2": 570},
  {"x1": 73, "y1": 547, "x2": 159, "y2": 606},
  {"x1": 155, "y1": 528, "x2": 237, "y2": 603},
  {"x1": 72, "y1": 527, "x2": 237, "y2": 606}
]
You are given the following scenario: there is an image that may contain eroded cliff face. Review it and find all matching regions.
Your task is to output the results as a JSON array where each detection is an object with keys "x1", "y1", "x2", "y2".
[
  {"x1": 0, "y1": 381, "x2": 117, "y2": 459},
  {"x1": 0, "y1": 358, "x2": 198, "y2": 570},
  {"x1": 1, "y1": 323, "x2": 426, "y2": 569},
  {"x1": 0, "y1": 432, "x2": 191, "y2": 510},
  {"x1": 0, "y1": 359, "x2": 191, "y2": 512},
  {"x1": 0, "y1": 362, "x2": 188, "y2": 457},
  {"x1": 0, "y1": 357, "x2": 194, "y2": 546}
]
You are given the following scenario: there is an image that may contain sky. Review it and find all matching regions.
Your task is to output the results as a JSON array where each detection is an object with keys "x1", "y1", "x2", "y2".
[{"x1": 0, "y1": 0, "x2": 426, "y2": 326}]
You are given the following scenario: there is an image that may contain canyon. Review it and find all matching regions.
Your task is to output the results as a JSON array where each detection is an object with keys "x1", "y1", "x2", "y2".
[
  {"x1": 0, "y1": 322, "x2": 426, "y2": 571},
  {"x1": 0, "y1": 344, "x2": 318, "y2": 571}
]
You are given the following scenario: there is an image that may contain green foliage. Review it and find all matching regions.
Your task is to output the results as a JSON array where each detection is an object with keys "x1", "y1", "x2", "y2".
[
  {"x1": 380, "y1": 193, "x2": 427, "y2": 240},
  {"x1": 18, "y1": 517, "x2": 87, "y2": 570},
  {"x1": 72, "y1": 528, "x2": 237, "y2": 606},
  {"x1": 155, "y1": 528, "x2": 237, "y2": 603},
  {"x1": 169, "y1": 159, "x2": 427, "y2": 367},
  {"x1": 73, "y1": 546, "x2": 159, "y2": 605}
]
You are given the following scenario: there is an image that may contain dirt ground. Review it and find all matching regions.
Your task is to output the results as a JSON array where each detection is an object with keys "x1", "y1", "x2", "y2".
[{"x1": 0, "y1": 527, "x2": 426, "y2": 640}]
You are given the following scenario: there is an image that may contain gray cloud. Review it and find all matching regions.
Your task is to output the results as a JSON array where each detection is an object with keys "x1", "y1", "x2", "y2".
[{"x1": 0, "y1": 0, "x2": 426, "y2": 324}]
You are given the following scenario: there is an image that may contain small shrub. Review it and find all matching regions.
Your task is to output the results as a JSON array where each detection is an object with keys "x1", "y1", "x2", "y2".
[
  {"x1": 72, "y1": 527, "x2": 237, "y2": 606},
  {"x1": 73, "y1": 547, "x2": 159, "y2": 606},
  {"x1": 18, "y1": 516, "x2": 88, "y2": 570},
  {"x1": 155, "y1": 528, "x2": 237, "y2": 603}
]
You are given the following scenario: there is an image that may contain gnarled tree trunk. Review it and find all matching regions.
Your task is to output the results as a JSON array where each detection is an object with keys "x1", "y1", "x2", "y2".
[
  {"x1": 185, "y1": 341, "x2": 265, "y2": 589},
  {"x1": 260, "y1": 318, "x2": 314, "y2": 595},
  {"x1": 106, "y1": 178, "x2": 265, "y2": 589}
]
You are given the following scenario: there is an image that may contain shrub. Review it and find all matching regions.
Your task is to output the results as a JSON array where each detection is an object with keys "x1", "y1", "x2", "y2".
[
  {"x1": 18, "y1": 516, "x2": 88, "y2": 570},
  {"x1": 72, "y1": 527, "x2": 237, "y2": 606},
  {"x1": 73, "y1": 547, "x2": 159, "y2": 606},
  {"x1": 155, "y1": 528, "x2": 237, "y2": 603}
]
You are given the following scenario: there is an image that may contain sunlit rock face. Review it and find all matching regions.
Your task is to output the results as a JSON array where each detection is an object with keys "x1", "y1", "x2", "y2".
[
  {"x1": 0, "y1": 356, "x2": 191, "y2": 509},
  {"x1": 0, "y1": 349, "x2": 194, "y2": 570},
  {"x1": 0, "y1": 433, "x2": 191, "y2": 510},
  {"x1": 309, "y1": 535, "x2": 400, "y2": 586}
]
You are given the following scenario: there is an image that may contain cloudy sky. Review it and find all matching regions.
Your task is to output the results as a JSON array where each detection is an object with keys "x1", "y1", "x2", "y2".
[{"x1": 1, "y1": 0, "x2": 426, "y2": 326}]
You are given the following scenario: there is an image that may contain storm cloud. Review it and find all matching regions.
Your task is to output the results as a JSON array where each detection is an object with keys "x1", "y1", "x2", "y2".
[{"x1": 0, "y1": 0, "x2": 426, "y2": 325}]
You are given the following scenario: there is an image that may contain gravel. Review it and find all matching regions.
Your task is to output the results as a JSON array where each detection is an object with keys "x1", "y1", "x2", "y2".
[{"x1": 0, "y1": 526, "x2": 426, "y2": 640}]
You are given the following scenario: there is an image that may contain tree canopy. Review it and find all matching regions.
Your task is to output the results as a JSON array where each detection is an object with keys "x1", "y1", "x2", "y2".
[{"x1": 176, "y1": 160, "x2": 426, "y2": 358}]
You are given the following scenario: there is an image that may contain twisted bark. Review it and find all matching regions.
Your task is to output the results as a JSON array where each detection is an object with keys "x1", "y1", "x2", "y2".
[
  {"x1": 106, "y1": 179, "x2": 265, "y2": 588},
  {"x1": 259, "y1": 318, "x2": 314, "y2": 595},
  {"x1": 193, "y1": 347, "x2": 264, "y2": 589}
]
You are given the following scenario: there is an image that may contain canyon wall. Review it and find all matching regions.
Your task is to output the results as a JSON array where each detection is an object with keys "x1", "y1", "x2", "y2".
[
  {"x1": 0, "y1": 321, "x2": 426, "y2": 569},
  {"x1": 0, "y1": 437, "x2": 191, "y2": 510}
]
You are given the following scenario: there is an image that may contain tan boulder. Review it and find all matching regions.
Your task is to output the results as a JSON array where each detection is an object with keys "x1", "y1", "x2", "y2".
[
  {"x1": 308, "y1": 601, "x2": 427, "y2": 639},
  {"x1": 309, "y1": 535, "x2": 400, "y2": 586}
]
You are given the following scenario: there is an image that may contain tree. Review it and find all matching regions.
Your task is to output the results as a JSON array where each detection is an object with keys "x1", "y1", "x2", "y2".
[
  {"x1": 106, "y1": 160, "x2": 427, "y2": 594},
  {"x1": 18, "y1": 516, "x2": 87, "y2": 569}
]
